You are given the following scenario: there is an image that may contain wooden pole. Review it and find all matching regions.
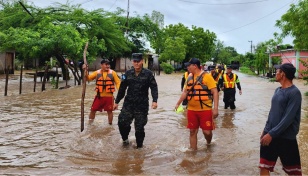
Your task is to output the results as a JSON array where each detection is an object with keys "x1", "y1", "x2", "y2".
[
  {"x1": 55, "y1": 66, "x2": 59, "y2": 89},
  {"x1": 19, "y1": 65, "x2": 23, "y2": 94},
  {"x1": 81, "y1": 42, "x2": 88, "y2": 132},
  {"x1": 42, "y1": 65, "x2": 48, "y2": 91},
  {"x1": 4, "y1": 66, "x2": 9, "y2": 96},
  {"x1": 34, "y1": 67, "x2": 37, "y2": 92}
]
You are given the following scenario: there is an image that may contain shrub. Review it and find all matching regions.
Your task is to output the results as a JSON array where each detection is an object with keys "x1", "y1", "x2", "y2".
[
  {"x1": 239, "y1": 66, "x2": 256, "y2": 75},
  {"x1": 160, "y1": 62, "x2": 174, "y2": 74}
]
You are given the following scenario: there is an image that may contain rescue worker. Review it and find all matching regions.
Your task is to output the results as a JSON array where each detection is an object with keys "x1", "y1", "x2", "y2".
[
  {"x1": 175, "y1": 58, "x2": 219, "y2": 150},
  {"x1": 181, "y1": 70, "x2": 190, "y2": 106},
  {"x1": 113, "y1": 53, "x2": 158, "y2": 149},
  {"x1": 84, "y1": 59, "x2": 121, "y2": 125},
  {"x1": 209, "y1": 65, "x2": 223, "y2": 92},
  {"x1": 220, "y1": 65, "x2": 242, "y2": 109},
  {"x1": 216, "y1": 65, "x2": 224, "y2": 77}
]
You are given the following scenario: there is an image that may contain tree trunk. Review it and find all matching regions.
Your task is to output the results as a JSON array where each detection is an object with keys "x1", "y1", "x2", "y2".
[{"x1": 54, "y1": 54, "x2": 81, "y2": 85}]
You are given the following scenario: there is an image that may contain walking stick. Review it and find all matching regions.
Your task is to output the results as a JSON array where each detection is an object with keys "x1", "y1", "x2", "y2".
[{"x1": 81, "y1": 42, "x2": 88, "y2": 132}]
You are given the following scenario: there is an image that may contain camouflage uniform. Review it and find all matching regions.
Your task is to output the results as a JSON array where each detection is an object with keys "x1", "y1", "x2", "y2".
[{"x1": 115, "y1": 68, "x2": 158, "y2": 148}]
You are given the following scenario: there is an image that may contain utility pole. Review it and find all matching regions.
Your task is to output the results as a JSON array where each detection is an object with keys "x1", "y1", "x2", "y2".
[
  {"x1": 248, "y1": 40, "x2": 253, "y2": 53},
  {"x1": 124, "y1": 0, "x2": 130, "y2": 72}
]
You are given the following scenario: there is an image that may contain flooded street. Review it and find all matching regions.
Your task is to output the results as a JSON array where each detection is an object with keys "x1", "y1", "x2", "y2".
[{"x1": 0, "y1": 71, "x2": 308, "y2": 175}]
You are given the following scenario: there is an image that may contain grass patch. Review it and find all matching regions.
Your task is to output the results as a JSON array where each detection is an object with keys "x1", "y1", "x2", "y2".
[
  {"x1": 239, "y1": 67, "x2": 257, "y2": 75},
  {"x1": 305, "y1": 92, "x2": 308, "y2": 96}
]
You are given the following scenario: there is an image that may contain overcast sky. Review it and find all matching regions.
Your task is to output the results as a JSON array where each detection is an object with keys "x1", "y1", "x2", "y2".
[{"x1": 28, "y1": 0, "x2": 296, "y2": 54}]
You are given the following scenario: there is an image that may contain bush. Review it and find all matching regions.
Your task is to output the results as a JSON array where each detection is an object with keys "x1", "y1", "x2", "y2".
[
  {"x1": 160, "y1": 62, "x2": 174, "y2": 74},
  {"x1": 239, "y1": 66, "x2": 256, "y2": 75}
]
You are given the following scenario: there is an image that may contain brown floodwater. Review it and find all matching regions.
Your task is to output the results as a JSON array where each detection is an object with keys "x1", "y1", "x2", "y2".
[{"x1": 0, "y1": 71, "x2": 307, "y2": 175}]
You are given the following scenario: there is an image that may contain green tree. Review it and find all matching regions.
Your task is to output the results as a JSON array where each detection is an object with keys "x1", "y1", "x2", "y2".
[
  {"x1": 254, "y1": 42, "x2": 268, "y2": 76},
  {"x1": 0, "y1": 1, "x2": 131, "y2": 84},
  {"x1": 276, "y1": 0, "x2": 308, "y2": 50},
  {"x1": 159, "y1": 37, "x2": 186, "y2": 64},
  {"x1": 162, "y1": 23, "x2": 217, "y2": 63},
  {"x1": 276, "y1": 0, "x2": 308, "y2": 86}
]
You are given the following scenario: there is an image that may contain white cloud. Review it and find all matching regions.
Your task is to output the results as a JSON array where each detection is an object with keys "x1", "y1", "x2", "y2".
[{"x1": 28, "y1": 0, "x2": 295, "y2": 54}]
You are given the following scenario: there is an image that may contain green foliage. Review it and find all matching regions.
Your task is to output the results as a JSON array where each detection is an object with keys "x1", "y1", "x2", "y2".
[
  {"x1": 239, "y1": 66, "x2": 256, "y2": 75},
  {"x1": 45, "y1": 58, "x2": 58, "y2": 68},
  {"x1": 162, "y1": 23, "x2": 216, "y2": 63},
  {"x1": 305, "y1": 92, "x2": 308, "y2": 96},
  {"x1": 50, "y1": 77, "x2": 57, "y2": 89},
  {"x1": 160, "y1": 62, "x2": 174, "y2": 74},
  {"x1": 159, "y1": 37, "x2": 186, "y2": 63},
  {"x1": 212, "y1": 40, "x2": 240, "y2": 65},
  {"x1": 268, "y1": 78, "x2": 276, "y2": 83},
  {"x1": 276, "y1": 1, "x2": 308, "y2": 50}
]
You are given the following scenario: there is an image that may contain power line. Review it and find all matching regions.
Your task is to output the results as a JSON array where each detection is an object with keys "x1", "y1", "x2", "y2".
[
  {"x1": 80, "y1": 0, "x2": 93, "y2": 5},
  {"x1": 178, "y1": 0, "x2": 270, "y2": 5},
  {"x1": 108, "y1": 0, "x2": 118, "y2": 11},
  {"x1": 218, "y1": 0, "x2": 294, "y2": 34}
]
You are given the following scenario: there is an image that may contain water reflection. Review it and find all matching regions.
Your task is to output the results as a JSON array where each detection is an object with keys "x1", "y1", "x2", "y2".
[
  {"x1": 112, "y1": 150, "x2": 145, "y2": 175},
  {"x1": 0, "y1": 72, "x2": 308, "y2": 175}
]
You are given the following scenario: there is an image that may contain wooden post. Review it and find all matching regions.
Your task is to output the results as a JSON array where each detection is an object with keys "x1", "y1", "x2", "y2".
[
  {"x1": 19, "y1": 65, "x2": 23, "y2": 94},
  {"x1": 65, "y1": 65, "x2": 68, "y2": 86},
  {"x1": 4, "y1": 66, "x2": 9, "y2": 96},
  {"x1": 55, "y1": 66, "x2": 59, "y2": 89},
  {"x1": 34, "y1": 67, "x2": 37, "y2": 92},
  {"x1": 81, "y1": 42, "x2": 88, "y2": 132},
  {"x1": 42, "y1": 65, "x2": 49, "y2": 91}
]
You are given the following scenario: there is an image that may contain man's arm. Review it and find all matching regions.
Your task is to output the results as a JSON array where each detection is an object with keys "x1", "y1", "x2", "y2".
[
  {"x1": 113, "y1": 71, "x2": 121, "y2": 90},
  {"x1": 235, "y1": 75, "x2": 242, "y2": 95},
  {"x1": 149, "y1": 74, "x2": 158, "y2": 103},
  {"x1": 175, "y1": 89, "x2": 188, "y2": 110},
  {"x1": 236, "y1": 75, "x2": 241, "y2": 90},
  {"x1": 211, "y1": 87, "x2": 219, "y2": 118},
  {"x1": 114, "y1": 75, "x2": 128, "y2": 104}
]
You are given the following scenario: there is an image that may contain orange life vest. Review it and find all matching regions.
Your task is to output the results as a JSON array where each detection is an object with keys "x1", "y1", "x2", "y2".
[
  {"x1": 223, "y1": 73, "x2": 237, "y2": 88},
  {"x1": 95, "y1": 69, "x2": 115, "y2": 93},
  {"x1": 186, "y1": 73, "x2": 212, "y2": 101}
]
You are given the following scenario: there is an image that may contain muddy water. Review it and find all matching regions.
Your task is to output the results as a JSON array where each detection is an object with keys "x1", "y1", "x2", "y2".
[{"x1": 0, "y1": 71, "x2": 307, "y2": 175}]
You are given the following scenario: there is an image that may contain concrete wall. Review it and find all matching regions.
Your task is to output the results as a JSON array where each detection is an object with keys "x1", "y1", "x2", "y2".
[{"x1": 269, "y1": 50, "x2": 308, "y2": 78}]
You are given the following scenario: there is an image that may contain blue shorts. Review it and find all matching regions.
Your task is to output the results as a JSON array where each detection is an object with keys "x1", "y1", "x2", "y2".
[{"x1": 259, "y1": 137, "x2": 302, "y2": 175}]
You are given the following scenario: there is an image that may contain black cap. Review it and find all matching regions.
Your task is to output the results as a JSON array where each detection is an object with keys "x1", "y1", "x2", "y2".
[
  {"x1": 274, "y1": 63, "x2": 296, "y2": 80},
  {"x1": 209, "y1": 65, "x2": 216, "y2": 71},
  {"x1": 101, "y1": 59, "x2": 110, "y2": 64},
  {"x1": 184, "y1": 58, "x2": 200, "y2": 67},
  {"x1": 227, "y1": 65, "x2": 232, "y2": 69},
  {"x1": 132, "y1": 53, "x2": 143, "y2": 61},
  {"x1": 218, "y1": 65, "x2": 223, "y2": 69}
]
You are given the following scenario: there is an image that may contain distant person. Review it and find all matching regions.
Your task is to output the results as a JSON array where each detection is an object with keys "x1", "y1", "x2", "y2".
[
  {"x1": 181, "y1": 70, "x2": 190, "y2": 106},
  {"x1": 113, "y1": 53, "x2": 158, "y2": 149},
  {"x1": 220, "y1": 65, "x2": 242, "y2": 109},
  {"x1": 203, "y1": 64, "x2": 208, "y2": 71},
  {"x1": 216, "y1": 65, "x2": 224, "y2": 75},
  {"x1": 259, "y1": 63, "x2": 302, "y2": 175},
  {"x1": 175, "y1": 58, "x2": 219, "y2": 150},
  {"x1": 209, "y1": 66, "x2": 223, "y2": 92},
  {"x1": 83, "y1": 59, "x2": 121, "y2": 125}
]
